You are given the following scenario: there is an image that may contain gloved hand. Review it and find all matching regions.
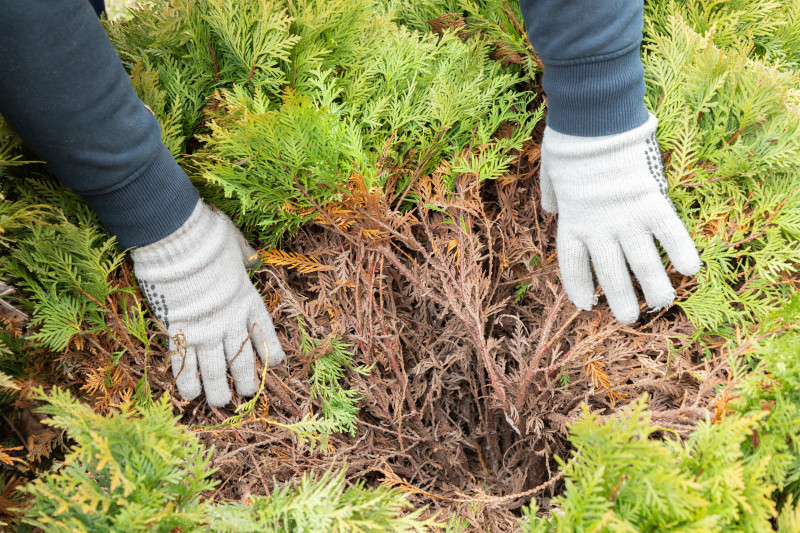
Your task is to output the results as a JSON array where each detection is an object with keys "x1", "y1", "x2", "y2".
[
  {"x1": 131, "y1": 199, "x2": 284, "y2": 406},
  {"x1": 539, "y1": 112, "x2": 701, "y2": 324}
]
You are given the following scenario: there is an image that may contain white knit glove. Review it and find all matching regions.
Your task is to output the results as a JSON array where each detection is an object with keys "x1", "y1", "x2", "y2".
[
  {"x1": 131, "y1": 199, "x2": 285, "y2": 406},
  {"x1": 540, "y1": 113, "x2": 701, "y2": 324}
]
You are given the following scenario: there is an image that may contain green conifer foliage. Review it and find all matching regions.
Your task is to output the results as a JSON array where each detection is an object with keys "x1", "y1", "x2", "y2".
[
  {"x1": 199, "y1": 89, "x2": 373, "y2": 242},
  {"x1": 522, "y1": 397, "x2": 776, "y2": 532},
  {"x1": 19, "y1": 388, "x2": 438, "y2": 532},
  {"x1": 0, "y1": 179, "x2": 148, "y2": 352},
  {"x1": 20, "y1": 389, "x2": 217, "y2": 532},
  {"x1": 105, "y1": 0, "x2": 539, "y2": 244},
  {"x1": 300, "y1": 323, "x2": 371, "y2": 437},
  {"x1": 522, "y1": 300, "x2": 800, "y2": 531},
  {"x1": 731, "y1": 299, "x2": 800, "y2": 498},
  {"x1": 643, "y1": 1, "x2": 800, "y2": 334},
  {"x1": 209, "y1": 467, "x2": 440, "y2": 532}
]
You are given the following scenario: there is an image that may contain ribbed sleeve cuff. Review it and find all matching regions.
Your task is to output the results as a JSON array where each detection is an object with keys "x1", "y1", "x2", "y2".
[
  {"x1": 540, "y1": 43, "x2": 649, "y2": 137},
  {"x1": 79, "y1": 144, "x2": 200, "y2": 249}
]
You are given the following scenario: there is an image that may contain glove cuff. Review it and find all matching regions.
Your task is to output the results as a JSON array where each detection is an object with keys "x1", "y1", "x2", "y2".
[
  {"x1": 543, "y1": 112, "x2": 657, "y2": 157},
  {"x1": 131, "y1": 199, "x2": 228, "y2": 277},
  {"x1": 541, "y1": 112, "x2": 669, "y2": 205}
]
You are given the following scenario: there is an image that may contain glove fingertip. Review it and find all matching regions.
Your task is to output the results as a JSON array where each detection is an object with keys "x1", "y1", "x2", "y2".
[
  {"x1": 205, "y1": 385, "x2": 233, "y2": 408},
  {"x1": 235, "y1": 377, "x2": 259, "y2": 398},
  {"x1": 566, "y1": 292, "x2": 595, "y2": 312},
  {"x1": 646, "y1": 288, "x2": 676, "y2": 312},
  {"x1": 557, "y1": 236, "x2": 594, "y2": 311},
  {"x1": 256, "y1": 333, "x2": 285, "y2": 366},
  {"x1": 251, "y1": 309, "x2": 285, "y2": 367},
  {"x1": 651, "y1": 208, "x2": 702, "y2": 277},
  {"x1": 674, "y1": 253, "x2": 702, "y2": 277},
  {"x1": 171, "y1": 352, "x2": 202, "y2": 402},
  {"x1": 268, "y1": 342, "x2": 286, "y2": 366},
  {"x1": 613, "y1": 307, "x2": 640, "y2": 325},
  {"x1": 176, "y1": 380, "x2": 202, "y2": 402}
]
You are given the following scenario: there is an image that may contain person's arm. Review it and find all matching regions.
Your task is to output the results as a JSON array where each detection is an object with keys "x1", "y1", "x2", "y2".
[
  {"x1": 0, "y1": 0, "x2": 197, "y2": 248},
  {"x1": 519, "y1": 0, "x2": 648, "y2": 136},
  {"x1": 518, "y1": 0, "x2": 701, "y2": 324},
  {"x1": 0, "y1": 0, "x2": 284, "y2": 406}
]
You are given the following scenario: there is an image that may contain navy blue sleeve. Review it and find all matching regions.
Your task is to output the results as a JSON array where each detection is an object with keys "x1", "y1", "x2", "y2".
[
  {"x1": 0, "y1": 0, "x2": 199, "y2": 248},
  {"x1": 518, "y1": 0, "x2": 649, "y2": 136}
]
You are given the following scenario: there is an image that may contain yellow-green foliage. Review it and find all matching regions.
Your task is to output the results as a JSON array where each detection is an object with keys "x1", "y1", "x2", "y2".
[
  {"x1": 522, "y1": 299, "x2": 800, "y2": 531},
  {"x1": 207, "y1": 467, "x2": 440, "y2": 532},
  {"x1": 20, "y1": 390, "x2": 217, "y2": 532},
  {"x1": 644, "y1": 0, "x2": 800, "y2": 334},
  {"x1": 523, "y1": 399, "x2": 774, "y2": 532},
  {"x1": 19, "y1": 388, "x2": 438, "y2": 532},
  {"x1": 105, "y1": 0, "x2": 539, "y2": 244},
  {"x1": 301, "y1": 322, "x2": 370, "y2": 437}
]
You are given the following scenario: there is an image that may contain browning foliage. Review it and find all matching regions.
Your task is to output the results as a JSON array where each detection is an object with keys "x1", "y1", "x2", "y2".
[
  {"x1": 178, "y1": 134, "x2": 729, "y2": 530},
  {"x1": 1, "y1": 137, "x2": 731, "y2": 532}
]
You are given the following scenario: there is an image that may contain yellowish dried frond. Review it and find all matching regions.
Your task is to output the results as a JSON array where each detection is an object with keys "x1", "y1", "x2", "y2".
[
  {"x1": 0, "y1": 446, "x2": 25, "y2": 467},
  {"x1": 415, "y1": 161, "x2": 451, "y2": 206},
  {"x1": 315, "y1": 205, "x2": 356, "y2": 230},
  {"x1": 586, "y1": 359, "x2": 611, "y2": 390},
  {"x1": 361, "y1": 229, "x2": 387, "y2": 241},
  {"x1": 110, "y1": 387, "x2": 134, "y2": 410},
  {"x1": 447, "y1": 239, "x2": 460, "y2": 268},
  {"x1": 314, "y1": 173, "x2": 385, "y2": 232},
  {"x1": 712, "y1": 390, "x2": 735, "y2": 425},
  {"x1": 266, "y1": 292, "x2": 280, "y2": 312},
  {"x1": 258, "y1": 248, "x2": 334, "y2": 274},
  {"x1": 322, "y1": 206, "x2": 356, "y2": 218},
  {"x1": 81, "y1": 365, "x2": 110, "y2": 397},
  {"x1": 499, "y1": 253, "x2": 510, "y2": 270},
  {"x1": 257, "y1": 395, "x2": 270, "y2": 418},
  {"x1": 585, "y1": 359, "x2": 626, "y2": 407},
  {"x1": 109, "y1": 366, "x2": 128, "y2": 390},
  {"x1": 281, "y1": 202, "x2": 315, "y2": 217}
]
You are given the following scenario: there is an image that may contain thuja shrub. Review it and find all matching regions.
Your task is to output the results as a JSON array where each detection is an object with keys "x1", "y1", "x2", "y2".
[
  {"x1": 2, "y1": 0, "x2": 800, "y2": 527},
  {"x1": 104, "y1": 0, "x2": 800, "y2": 332},
  {"x1": 0, "y1": 176, "x2": 152, "y2": 354},
  {"x1": 522, "y1": 300, "x2": 800, "y2": 531},
  {"x1": 523, "y1": 398, "x2": 776, "y2": 531},
  {"x1": 105, "y1": 0, "x2": 539, "y2": 244},
  {"x1": 19, "y1": 390, "x2": 217, "y2": 532},
  {"x1": 18, "y1": 388, "x2": 437, "y2": 533},
  {"x1": 643, "y1": 0, "x2": 800, "y2": 334}
]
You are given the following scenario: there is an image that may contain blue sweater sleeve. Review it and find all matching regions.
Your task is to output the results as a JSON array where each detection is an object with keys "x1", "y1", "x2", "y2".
[
  {"x1": 517, "y1": 0, "x2": 649, "y2": 136},
  {"x1": 0, "y1": 0, "x2": 199, "y2": 249}
]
